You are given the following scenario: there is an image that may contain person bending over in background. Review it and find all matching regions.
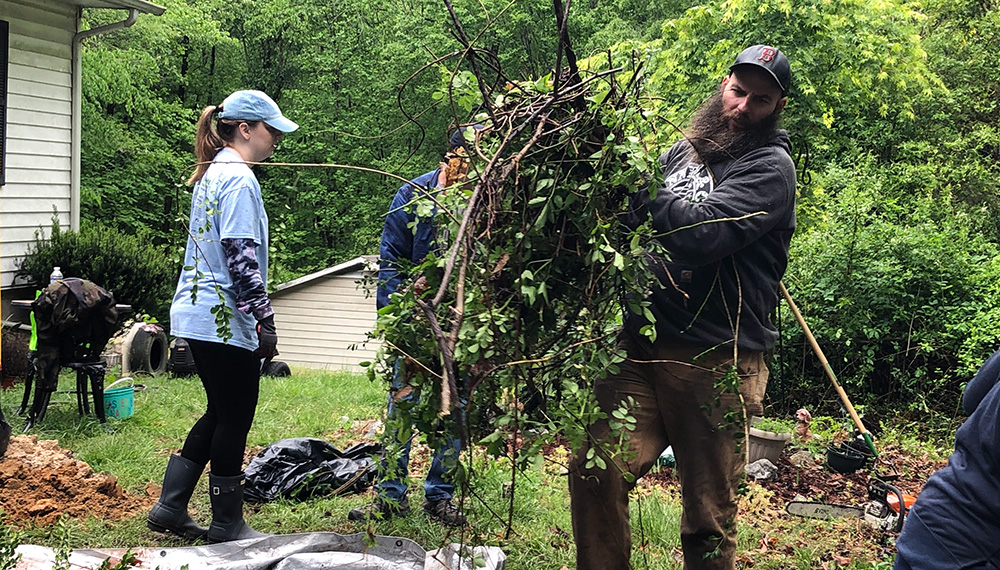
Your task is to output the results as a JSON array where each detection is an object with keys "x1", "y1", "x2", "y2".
[
  {"x1": 893, "y1": 349, "x2": 1000, "y2": 569},
  {"x1": 569, "y1": 45, "x2": 797, "y2": 570},
  {"x1": 147, "y1": 90, "x2": 297, "y2": 543},
  {"x1": 348, "y1": 129, "x2": 475, "y2": 527}
]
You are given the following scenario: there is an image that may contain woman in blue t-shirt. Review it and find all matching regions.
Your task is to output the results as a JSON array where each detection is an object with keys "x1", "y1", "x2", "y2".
[{"x1": 147, "y1": 90, "x2": 298, "y2": 543}]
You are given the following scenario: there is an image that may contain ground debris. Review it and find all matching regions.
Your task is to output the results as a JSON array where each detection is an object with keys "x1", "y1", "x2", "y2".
[{"x1": 650, "y1": 443, "x2": 942, "y2": 509}]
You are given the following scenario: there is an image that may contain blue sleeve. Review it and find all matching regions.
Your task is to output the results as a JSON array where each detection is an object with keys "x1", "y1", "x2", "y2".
[
  {"x1": 378, "y1": 187, "x2": 415, "y2": 310},
  {"x1": 963, "y1": 349, "x2": 1000, "y2": 415},
  {"x1": 217, "y1": 174, "x2": 263, "y2": 242},
  {"x1": 411, "y1": 209, "x2": 436, "y2": 265},
  {"x1": 377, "y1": 170, "x2": 439, "y2": 309}
]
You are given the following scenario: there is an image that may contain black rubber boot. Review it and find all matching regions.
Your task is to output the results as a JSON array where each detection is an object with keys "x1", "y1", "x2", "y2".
[
  {"x1": 207, "y1": 473, "x2": 270, "y2": 543},
  {"x1": 147, "y1": 454, "x2": 209, "y2": 540}
]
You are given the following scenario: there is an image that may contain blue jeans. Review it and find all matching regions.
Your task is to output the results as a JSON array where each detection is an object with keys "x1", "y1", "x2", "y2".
[{"x1": 377, "y1": 360, "x2": 462, "y2": 503}]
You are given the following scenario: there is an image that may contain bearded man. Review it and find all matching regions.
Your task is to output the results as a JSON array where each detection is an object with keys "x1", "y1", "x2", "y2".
[{"x1": 569, "y1": 45, "x2": 796, "y2": 570}]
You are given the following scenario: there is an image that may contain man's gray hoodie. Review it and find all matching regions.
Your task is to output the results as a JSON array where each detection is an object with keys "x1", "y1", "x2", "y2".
[{"x1": 624, "y1": 130, "x2": 796, "y2": 353}]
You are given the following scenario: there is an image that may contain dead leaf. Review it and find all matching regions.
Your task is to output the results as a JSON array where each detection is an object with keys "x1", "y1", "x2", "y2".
[{"x1": 833, "y1": 553, "x2": 852, "y2": 566}]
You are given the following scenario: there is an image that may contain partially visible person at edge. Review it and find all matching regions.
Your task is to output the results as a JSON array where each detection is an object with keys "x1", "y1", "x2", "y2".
[
  {"x1": 348, "y1": 128, "x2": 475, "y2": 528},
  {"x1": 147, "y1": 90, "x2": 297, "y2": 543},
  {"x1": 893, "y1": 349, "x2": 1000, "y2": 569},
  {"x1": 569, "y1": 45, "x2": 796, "y2": 570}
]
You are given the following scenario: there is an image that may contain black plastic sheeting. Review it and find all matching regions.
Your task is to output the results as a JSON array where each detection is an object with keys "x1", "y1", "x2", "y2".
[{"x1": 244, "y1": 438, "x2": 381, "y2": 503}]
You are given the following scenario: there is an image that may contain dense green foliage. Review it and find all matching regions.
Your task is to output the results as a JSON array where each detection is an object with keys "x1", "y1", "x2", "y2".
[
  {"x1": 14, "y1": 221, "x2": 176, "y2": 324},
  {"x1": 81, "y1": 4, "x2": 239, "y2": 245},
  {"x1": 78, "y1": 0, "x2": 682, "y2": 283},
  {"x1": 772, "y1": 0, "x2": 1000, "y2": 416},
  {"x1": 773, "y1": 169, "x2": 1000, "y2": 415},
  {"x1": 76, "y1": 0, "x2": 1000, "y2": 418}
]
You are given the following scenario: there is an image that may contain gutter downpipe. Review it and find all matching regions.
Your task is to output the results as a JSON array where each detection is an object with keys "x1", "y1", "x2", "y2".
[{"x1": 70, "y1": 9, "x2": 139, "y2": 232}]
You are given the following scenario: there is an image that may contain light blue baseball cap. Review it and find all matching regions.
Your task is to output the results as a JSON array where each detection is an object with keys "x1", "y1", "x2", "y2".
[{"x1": 218, "y1": 90, "x2": 299, "y2": 133}]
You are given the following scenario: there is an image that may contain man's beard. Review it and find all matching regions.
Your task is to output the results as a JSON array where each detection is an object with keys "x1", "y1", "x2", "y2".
[{"x1": 685, "y1": 91, "x2": 781, "y2": 164}]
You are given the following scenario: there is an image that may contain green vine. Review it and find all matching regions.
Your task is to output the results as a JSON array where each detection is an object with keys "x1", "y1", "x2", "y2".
[
  {"x1": 50, "y1": 516, "x2": 73, "y2": 570},
  {"x1": 181, "y1": 188, "x2": 234, "y2": 343}
]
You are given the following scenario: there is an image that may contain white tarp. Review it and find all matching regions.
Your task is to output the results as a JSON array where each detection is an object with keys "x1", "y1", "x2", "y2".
[{"x1": 14, "y1": 532, "x2": 506, "y2": 570}]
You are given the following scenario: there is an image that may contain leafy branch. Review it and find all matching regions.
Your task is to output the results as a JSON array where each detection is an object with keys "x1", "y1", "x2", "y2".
[{"x1": 368, "y1": 0, "x2": 673, "y2": 536}]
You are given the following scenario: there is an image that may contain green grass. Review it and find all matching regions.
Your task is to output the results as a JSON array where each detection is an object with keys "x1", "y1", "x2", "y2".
[{"x1": 0, "y1": 368, "x2": 920, "y2": 569}]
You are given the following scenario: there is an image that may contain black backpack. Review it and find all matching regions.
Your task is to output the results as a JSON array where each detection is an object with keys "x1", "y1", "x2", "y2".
[{"x1": 31, "y1": 278, "x2": 118, "y2": 391}]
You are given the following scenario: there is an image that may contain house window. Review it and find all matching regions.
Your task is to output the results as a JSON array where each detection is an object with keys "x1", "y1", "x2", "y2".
[{"x1": 0, "y1": 20, "x2": 7, "y2": 186}]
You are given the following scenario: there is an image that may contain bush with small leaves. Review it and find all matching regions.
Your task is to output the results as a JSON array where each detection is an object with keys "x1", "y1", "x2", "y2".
[{"x1": 15, "y1": 217, "x2": 176, "y2": 324}]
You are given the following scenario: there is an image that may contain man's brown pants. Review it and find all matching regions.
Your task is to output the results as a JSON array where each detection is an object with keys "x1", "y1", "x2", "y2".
[{"x1": 569, "y1": 332, "x2": 768, "y2": 570}]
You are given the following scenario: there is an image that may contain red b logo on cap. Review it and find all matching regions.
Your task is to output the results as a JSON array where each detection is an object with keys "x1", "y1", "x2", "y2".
[{"x1": 757, "y1": 47, "x2": 777, "y2": 63}]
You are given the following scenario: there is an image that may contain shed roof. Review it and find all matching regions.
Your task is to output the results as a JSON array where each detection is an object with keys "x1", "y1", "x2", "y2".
[
  {"x1": 54, "y1": 0, "x2": 166, "y2": 15},
  {"x1": 273, "y1": 256, "x2": 379, "y2": 296}
]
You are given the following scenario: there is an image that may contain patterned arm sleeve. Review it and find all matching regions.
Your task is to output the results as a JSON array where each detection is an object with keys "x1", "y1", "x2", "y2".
[{"x1": 221, "y1": 237, "x2": 273, "y2": 320}]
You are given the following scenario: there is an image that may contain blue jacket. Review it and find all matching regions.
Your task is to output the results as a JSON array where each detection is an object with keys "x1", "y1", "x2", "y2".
[
  {"x1": 377, "y1": 169, "x2": 440, "y2": 310},
  {"x1": 894, "y1": 349, "x2": 1000, "y2": 569}
]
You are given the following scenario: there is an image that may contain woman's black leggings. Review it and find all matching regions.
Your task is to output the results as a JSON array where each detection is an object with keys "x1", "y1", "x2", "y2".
[{"x1": 179, "y1": 338, "x2": 260, "y2": 476}]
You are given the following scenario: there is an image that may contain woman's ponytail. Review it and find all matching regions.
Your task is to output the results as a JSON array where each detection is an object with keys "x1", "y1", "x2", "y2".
[{"x1": 187, "y1": 104, "x2": 224, "y2": 184}]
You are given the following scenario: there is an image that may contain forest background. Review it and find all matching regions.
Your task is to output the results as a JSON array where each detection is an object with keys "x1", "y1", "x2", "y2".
[{"x1": 76, "y1": 0, "x2": 1000, "y2": 423}]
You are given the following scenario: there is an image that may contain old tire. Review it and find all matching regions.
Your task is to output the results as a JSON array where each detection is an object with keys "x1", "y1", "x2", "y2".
[
  {"x1": 128, "y1": 326, "x2": 168, "y2": 375},
  {"x1": 261, "y1": 360, "x2": 291, "y2": 378}
]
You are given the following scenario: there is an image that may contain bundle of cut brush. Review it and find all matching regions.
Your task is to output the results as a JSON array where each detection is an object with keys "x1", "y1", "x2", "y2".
[{"x1": 372, "y1": 51, "x2": 669, "y2": 460}]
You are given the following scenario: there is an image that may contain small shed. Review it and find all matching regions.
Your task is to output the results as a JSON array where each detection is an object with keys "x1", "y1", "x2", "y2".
[{"x1": 269, "y1": 256, "x2": 381, "y2": 374}]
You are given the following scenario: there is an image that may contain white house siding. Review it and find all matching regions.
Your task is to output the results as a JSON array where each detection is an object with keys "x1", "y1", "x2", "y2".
[
  {"x1": 0, "y1": 0, "x2": 75, "y2": 289},
  {"x1": 269, "y1": 267, "x2": 379, "y2": 374}
]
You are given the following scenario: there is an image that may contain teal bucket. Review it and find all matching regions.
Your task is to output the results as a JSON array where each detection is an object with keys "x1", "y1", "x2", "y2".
[{"x1": 103, "y1": 378, "x2": 135, "y2": 419}]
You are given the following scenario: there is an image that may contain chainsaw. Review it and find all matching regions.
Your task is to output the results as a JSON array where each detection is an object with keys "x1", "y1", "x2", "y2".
[{"x1": 786, "y1": 475, "x2": 915, "y2": 532}]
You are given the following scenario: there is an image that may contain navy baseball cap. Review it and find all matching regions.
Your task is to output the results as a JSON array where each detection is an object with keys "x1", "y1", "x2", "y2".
[
  {"x1": 219, "y1": 90, "x2": 298, "y2": 132},
  {"x1": 449, "y1": 124, "x2": 485, "y2": 150},
  {"x1": 729, "y1": 45, "x2": 791, "y2": 95}
]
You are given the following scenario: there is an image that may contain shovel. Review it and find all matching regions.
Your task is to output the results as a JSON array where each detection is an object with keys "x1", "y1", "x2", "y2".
[{"x1": 779, "y1": 282, "x2": 878, "y2": 458}]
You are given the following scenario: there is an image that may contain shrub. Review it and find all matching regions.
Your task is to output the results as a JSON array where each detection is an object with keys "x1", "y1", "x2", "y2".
[
  {"x1": 771, "y1": 162, "x2": 1000, "y2": 417},
  {"x1": 14, "y1": 219, "x2": 176, "y2": 324}
]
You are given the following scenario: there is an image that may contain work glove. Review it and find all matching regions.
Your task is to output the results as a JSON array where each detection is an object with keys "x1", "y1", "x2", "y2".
[{"x1": 255, "y1": 315, "x2": 279, "y2": 358}]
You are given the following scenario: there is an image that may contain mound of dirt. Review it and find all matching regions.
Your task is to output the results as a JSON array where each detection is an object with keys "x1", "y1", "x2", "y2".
[{"x1": 0, "y1": 435, "x2": 155, "y2": 527}]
